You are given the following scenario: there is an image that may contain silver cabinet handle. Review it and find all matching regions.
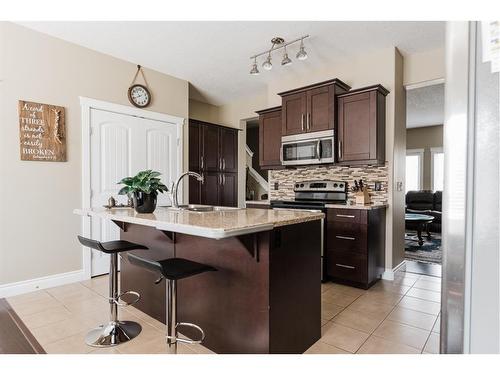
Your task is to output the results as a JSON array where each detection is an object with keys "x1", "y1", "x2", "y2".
[
  {"x1": 335, "y1": 235, "x2": 356, "y2": 241},
  {"x1": 219, "y1": 158, "x2": 222, "y2": 170},
  {"x1": 338, "y1": 140, "x2": 343, "y2": 160},
  {"x1": 336, "y1": 214, "x2": 355, "y2": 218},
  {"x1": 223, "y1": 174, "x2": 225, "y2": 185},
  {"x1": 316, "y1": 140, "x2": 321, "y2": 161},
  {"x1": 223, "y1": 158, "x2": 226, "y2": 170},
  {"x1": 307, "y1": 113, "x2": 311, "y2": 130},
  {"x1": 336, "y1": 263, "x2": 355, "y2": 269},
  {"x1": 301, "y1": 114, "x2": 305, "y2": 132},
  {"x1": 200, "y1": 155, "x2": 204, "y2": 170}
]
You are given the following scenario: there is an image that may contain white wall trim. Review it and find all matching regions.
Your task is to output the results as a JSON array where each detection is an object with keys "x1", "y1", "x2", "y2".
[
  {"x1": 79, "y1": 97, "x2": 184, "y2": 279},
  {"x1": 382, "y1": 260, "x2": 407, "y2": 281},
  {"x1": 245, "y1": 144, "x2": 254, "y2": 158},
  {"x1": 0, "y1": 269, "x2": 86, "y2": 298},
  {"x1": 405, "y1": 78, "x2": 445, "y2": 91}
]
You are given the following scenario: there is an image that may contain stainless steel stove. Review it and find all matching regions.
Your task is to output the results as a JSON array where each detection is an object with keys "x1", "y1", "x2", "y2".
[{"x1": 270, "y1": 180, "x2": 348, "y2": 281}]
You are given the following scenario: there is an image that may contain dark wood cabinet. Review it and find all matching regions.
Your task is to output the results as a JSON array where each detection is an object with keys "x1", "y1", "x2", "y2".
[
  {"x1": 256, "y1": 106, "x2": 282, "y2": 169},
  {"x1": 220, "y1": 127, "x2": 238, "y2": 173},
  {"x1": 188, "y1": 119, "x2": 238, "y2": 207},
  {"x1": 278, "y1": 79, "x2": 350, "y2": 137},
  {"x1": 337, "y1": 85, "x2": 389, "y2": 165},
  {"x1": 326, "y1": 207, "x2": 386, "y2": 289}
]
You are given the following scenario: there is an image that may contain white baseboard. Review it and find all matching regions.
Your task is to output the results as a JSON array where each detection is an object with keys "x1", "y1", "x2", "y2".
[
  {"x1": 0, "y1": 269, "x2": 88, "y2": 298},
  {"x1": 382, "y1": 260, "x2": 407, "y2": 281}
]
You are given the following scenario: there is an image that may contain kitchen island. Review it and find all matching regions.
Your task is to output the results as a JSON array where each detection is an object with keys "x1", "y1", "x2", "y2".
[{"x1": 74, "y1": 207, "x2": 324, "y2": 354}]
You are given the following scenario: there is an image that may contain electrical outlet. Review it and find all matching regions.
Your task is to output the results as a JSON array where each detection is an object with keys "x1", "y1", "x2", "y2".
[
  {"x1": 396, "y1": 181, "x2": 403, "y2": 192},
  {"x1": 274, "y1": 182, "x2": 279, "y2": 190},
  {"x1": 374, "y1": 182, "x2": 382, "y2": 191}
]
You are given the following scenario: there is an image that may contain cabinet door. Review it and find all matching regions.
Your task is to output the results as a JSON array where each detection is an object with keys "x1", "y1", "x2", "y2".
[
  {"x1": 281, "y1": 92, "x2": 307, "y2": 136},
  {"x1": 189, "y1": 175, "x2": 202, "y2": 204},
  {"x1": 202, "y1": 125, "x2": 220, "y2": 171},
  {"x1": 220, "y1": 172, "x2": 238, "y2": 207},
  {"x1": 259, "y1": 110, "x2": 282, "y2": 168},
  {"x1": 306, "y1": 86, "x2": 333, "y2": 132},
  {"x1": 338, "y1": 92, "x2": 377, "y2": 163},
  {"x1": 188, "y1": 120, "x2": 201, "y2": 171},
  {"x1": 201, "y1": 171, "x2": 220, "y2": 206},
  {"x1": 220, "y1": 127, "x2": 238, "y2": 173}
]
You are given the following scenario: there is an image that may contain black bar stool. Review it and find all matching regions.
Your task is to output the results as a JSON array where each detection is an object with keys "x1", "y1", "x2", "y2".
[
  {"x1": 77, "y1": 235, "x2": 148, "y2": 347},
  {"x1": 127, "y1": 253, "x2": 216, "y2": 353}
]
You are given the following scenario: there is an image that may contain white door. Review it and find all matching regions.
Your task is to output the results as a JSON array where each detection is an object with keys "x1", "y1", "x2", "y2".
[{"x1": 90, "y1": 109, "x2": 179, "y2": 276}]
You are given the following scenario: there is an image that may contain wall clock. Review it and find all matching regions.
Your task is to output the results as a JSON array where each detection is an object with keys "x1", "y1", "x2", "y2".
[{"x1": 128, "y1": 65, "x2": 152, "y2": 108}]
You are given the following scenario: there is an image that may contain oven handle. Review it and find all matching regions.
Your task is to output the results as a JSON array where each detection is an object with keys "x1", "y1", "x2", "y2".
[{"x1": 316, "y1": 140, "x2": 321, "y2": 161}]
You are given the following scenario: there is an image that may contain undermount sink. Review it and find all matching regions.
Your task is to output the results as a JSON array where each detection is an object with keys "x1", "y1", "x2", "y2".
[{"x1": 165, "y1": 204, "x2": 242, "y2": 212}]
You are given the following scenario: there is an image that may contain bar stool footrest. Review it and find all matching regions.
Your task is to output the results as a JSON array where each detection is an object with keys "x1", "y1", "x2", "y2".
[
  {"x1": 112, "y1": 290, "x2": 141, "y2": 307},
  {"x1": 167, "y1": 322, "x2": 205, "y2": 344}
]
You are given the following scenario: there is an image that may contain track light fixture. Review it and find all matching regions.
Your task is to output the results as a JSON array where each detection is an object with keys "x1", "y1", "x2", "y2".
[
  {"x1": 250, "y1": 57, "x2": 260, "y2": 75},
  {"x1": 249, "y1": 35, "x2": 309, "y2": 75}
]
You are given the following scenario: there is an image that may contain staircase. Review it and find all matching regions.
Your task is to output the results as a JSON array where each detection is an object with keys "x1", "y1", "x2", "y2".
[{"x1": 246, "y1": 145, "x2": 268, "y2": 200}]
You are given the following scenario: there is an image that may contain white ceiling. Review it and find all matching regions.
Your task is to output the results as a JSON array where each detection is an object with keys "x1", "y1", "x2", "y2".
[
  {"x1": 18, "y1": 21, "x2": 445, "y2": 105},
  {"x1": 406, "y1": 83, "x2": 444, "y2": 128}
]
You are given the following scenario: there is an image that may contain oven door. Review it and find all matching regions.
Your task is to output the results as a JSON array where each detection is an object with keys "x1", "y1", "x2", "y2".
[{"x1": 281, "y1": 137, "x2": 334, "y2": 166}]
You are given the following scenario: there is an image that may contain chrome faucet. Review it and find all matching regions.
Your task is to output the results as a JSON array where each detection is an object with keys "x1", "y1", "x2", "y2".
[{"x1": 169, "y1": 171, "x2": 204, "y2": 208}]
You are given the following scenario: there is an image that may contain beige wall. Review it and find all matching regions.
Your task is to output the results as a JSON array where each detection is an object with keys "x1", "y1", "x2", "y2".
[
  {"x1": 0, "y1": 22, "x2": 189, "y2": 285},
  {"x1": 189, "y1": 99, "x2": 220, "y2": 124},
  {"x1": 392, "y1": 49, "x2": 407, "y2": 269},
  {"x1": 406, "y1": 125, "x2": 444, "y2": 190},
  {"x1": 403, "y1": 48, "x2": 445, "y2": 86}
]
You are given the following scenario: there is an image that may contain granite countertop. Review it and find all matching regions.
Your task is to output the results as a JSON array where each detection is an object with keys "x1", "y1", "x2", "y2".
[
  {"x1": 324, "y1": 203, "x2": 388, "y2": 210},
  {"x1": 74, "y1": 207, "x2": 324, "y2": 240}
]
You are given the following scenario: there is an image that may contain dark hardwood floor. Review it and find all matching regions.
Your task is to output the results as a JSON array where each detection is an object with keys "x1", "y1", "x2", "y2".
[{"x1": 0, "y1": 298, "x2": 45, "y2": 354}]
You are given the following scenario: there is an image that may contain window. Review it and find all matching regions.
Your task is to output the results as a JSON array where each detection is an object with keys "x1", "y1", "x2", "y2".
[
  {"x1": 432, "y1": 147, "x2": 444, "y2": 191},
  {"x1": 406, "y1": 149, "x2": 424, "y2": 193}
]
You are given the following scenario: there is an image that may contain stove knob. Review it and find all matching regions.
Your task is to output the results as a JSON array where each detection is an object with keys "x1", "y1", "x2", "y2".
[
  {"x1": 295, "y1": 184, "x2": 300, "y2": 188},
  {"x1": 333, "y1": 183, "x2": 338, "y2": 188},
  {"x1": 339, "y1": 184, "x2": 344, "y2": 189},
  {"x1": 300, "y1": 183, "x2": 304, "y2": 187}
]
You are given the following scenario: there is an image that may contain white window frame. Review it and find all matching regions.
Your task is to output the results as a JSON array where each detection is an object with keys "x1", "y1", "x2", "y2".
[
  {"x1": 431, "y1": 147, "x2": 444, "y2": 192},
  {"x1": 406, "y1": 148, "x2": 424, "y2": 192}
]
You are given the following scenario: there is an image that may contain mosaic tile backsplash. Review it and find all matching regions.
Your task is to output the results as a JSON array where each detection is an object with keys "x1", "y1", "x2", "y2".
[{"x1": 269, "y1": 163, "x2": 389, "y2": 205}]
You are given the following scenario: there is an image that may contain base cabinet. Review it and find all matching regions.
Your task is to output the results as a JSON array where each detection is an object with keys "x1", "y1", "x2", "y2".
[{"x1": 326, "y1": 207, "x2": 386, "y2": 289}]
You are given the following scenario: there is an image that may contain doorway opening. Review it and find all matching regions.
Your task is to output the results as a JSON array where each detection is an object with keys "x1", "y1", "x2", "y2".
[
  {"x1": 245, "y1": 119, "x2": 269, "y2": 203},
  {"x1": 404, "y1": 82, "x2": 445, "y2": 276}
]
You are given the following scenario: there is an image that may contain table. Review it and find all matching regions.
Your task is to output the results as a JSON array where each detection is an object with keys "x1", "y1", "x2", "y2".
[{"x1": 405, "y1": 213, "x2": 435, "y2": 247}]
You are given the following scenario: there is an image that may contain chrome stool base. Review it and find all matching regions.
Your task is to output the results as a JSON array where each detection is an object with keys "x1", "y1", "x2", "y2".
[{"x1": 85, "y1": 320, "x2": 142, "y2": 347}]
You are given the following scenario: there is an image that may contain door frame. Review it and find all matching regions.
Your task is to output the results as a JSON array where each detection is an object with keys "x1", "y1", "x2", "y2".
[{"x1": 79, "y1": 97, "x2": 184, "y2": 279}]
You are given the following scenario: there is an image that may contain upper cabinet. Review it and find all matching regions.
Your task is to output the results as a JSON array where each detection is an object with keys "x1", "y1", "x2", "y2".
[
  {"x1": 337, "y1": 85, "x2": 389, "y2": 166},
  {"x1": 256, "y1": 106, "x2": 282, "y2": 169},
  {"x1": 278, "y1": 79, "x2": 351, "y2": 136}
]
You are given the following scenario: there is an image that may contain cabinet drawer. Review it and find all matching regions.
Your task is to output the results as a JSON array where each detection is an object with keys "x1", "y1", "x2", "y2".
[
  {"x1": 328, "y1": 224, "x2": 367, "y2": 254},
  {"x1": 328, "y1": 208, "x2": 366, "y2": 224},
  {"x1": 327, "y1": 251, "x2": 366, "y2": 283}
]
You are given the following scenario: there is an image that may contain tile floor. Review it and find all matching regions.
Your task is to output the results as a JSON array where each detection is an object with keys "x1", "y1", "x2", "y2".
[{"x1": 7, "y1": 268, "x2": 441, "y2": 354}]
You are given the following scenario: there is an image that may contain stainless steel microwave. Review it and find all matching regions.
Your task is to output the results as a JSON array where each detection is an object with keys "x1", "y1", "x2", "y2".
[{"x1": 280, "y1": 130, "x2": 335, "y2": 166}]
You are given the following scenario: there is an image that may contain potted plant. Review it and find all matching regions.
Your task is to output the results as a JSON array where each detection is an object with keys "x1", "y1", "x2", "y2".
[{"x1": 117, "y1": 170, "x2": 168, "y2": 213}]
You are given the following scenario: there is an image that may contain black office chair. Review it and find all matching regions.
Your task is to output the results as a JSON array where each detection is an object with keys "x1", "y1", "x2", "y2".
[
  {"x1": 127, "y1": 253, "x2": 216, "y2": 353},
  {"x1": 77, "y1": 235, "x2": 148, "y2": 347}
]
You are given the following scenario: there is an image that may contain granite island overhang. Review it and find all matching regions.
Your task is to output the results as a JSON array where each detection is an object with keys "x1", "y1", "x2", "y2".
[{"x1": 74, "y1": 207, "x2": 324, "y2": 354}]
